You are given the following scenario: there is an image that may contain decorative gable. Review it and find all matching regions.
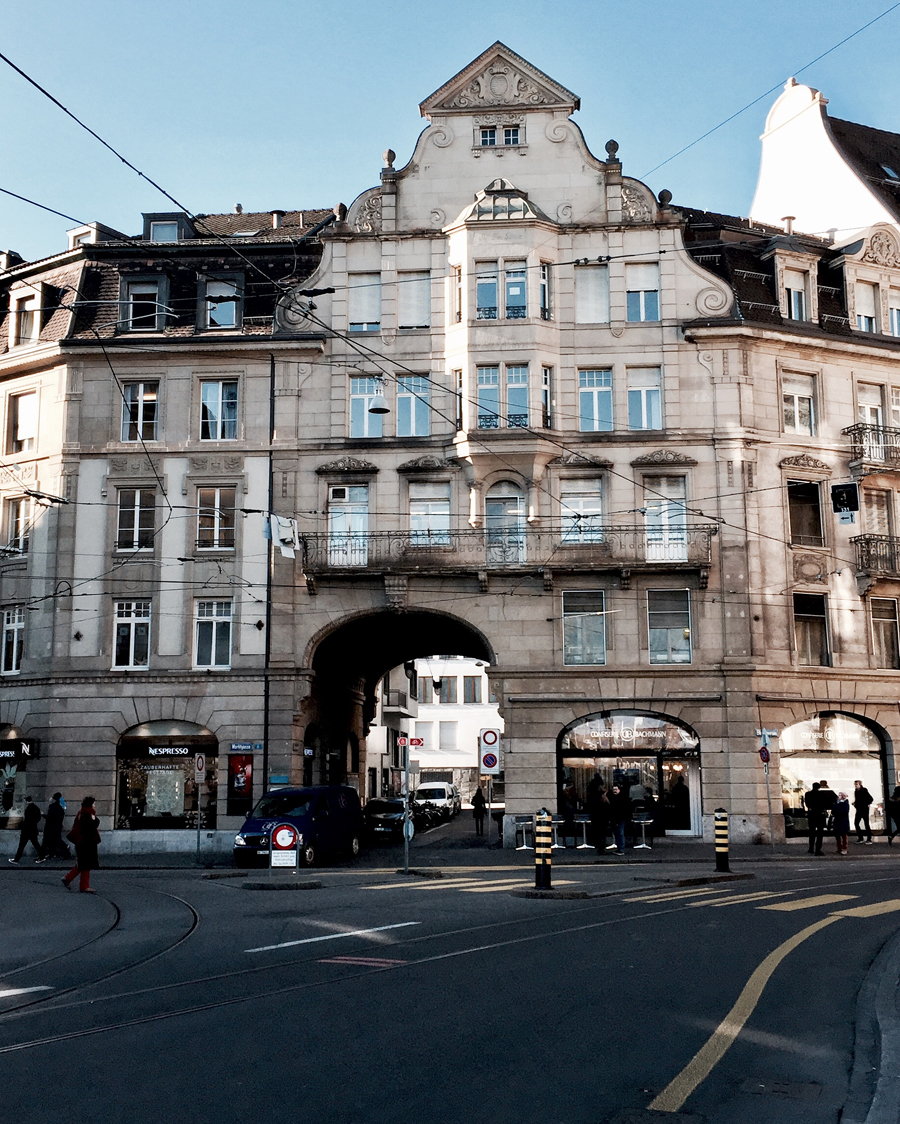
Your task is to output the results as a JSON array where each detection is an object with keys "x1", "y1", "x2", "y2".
[{"x1": 420, "y1": 42, "x2": 579, "y2": 119}]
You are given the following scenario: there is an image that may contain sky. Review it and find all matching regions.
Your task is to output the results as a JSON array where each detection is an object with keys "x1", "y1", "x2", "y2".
[{"x1": 2, "y1": 0, "x2": 900, "y2": 263}]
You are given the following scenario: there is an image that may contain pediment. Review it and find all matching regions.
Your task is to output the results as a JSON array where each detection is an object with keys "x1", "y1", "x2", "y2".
[
  {"x1": 778, "y1": 454, "x2": 830, "y2": 472},
  {"x1": 315, "y1": 457, "x2": 379, "y2": 476},
  {"x1": 420, "y1": 42, "x2": 579, "y2": 118},
  {"x1": 631, "y1": 449, "x2": 698, "y2": 467},
  {"x1": 397, "y1": 455, "x2": 458, "y2": 473},
  {"x1": 547, "y1": 452, "x2": 611, "y2": 467}
]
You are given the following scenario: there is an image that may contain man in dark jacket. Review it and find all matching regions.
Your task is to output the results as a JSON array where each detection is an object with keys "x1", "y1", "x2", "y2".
[
  {"x1": 9, "y1": 796, "x2": 46, "y2": 864},
  {"x1": 804, "y1": 782, "x2": 822, "y2": 855},
  {"x1": 853, "y1": 780, "x2": 874, "y2": 844},
  {"x1": 42, "y1": 793, "x2": 70, "y2": 859},
  {"x1": 814, "y1": 780, "x2": 838, "y2": 856}
]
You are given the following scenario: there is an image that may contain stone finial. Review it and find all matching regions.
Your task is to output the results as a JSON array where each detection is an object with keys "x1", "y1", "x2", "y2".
[
  {"x1": 658, "y1": 189, "x2": 672, "y2": 206},
  {"x1": 382, "y1": 148, "x2": 396, "y2": 169},
  {"x1": 333, "y1": 202, "x2": 348, "y2": 223},
  {"x1": 234, "y1": 203, "x2": 243, "y2": 214},
  {"x1": 605, "y1": 139, "x2": 620, "y2": 163}
]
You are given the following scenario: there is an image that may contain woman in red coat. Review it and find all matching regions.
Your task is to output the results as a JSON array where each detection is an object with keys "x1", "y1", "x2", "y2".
[{"x1": 62, "y1": 796, "x2": 101, "y2": 893}]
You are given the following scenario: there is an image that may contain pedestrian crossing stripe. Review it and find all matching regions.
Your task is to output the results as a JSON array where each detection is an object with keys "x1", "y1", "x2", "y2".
[
  {"x1": 629, "y1": 887, "x2": 732, "y2": 904},
  {"x1": 831, "y1": 899, "x2": 900, "y2": 918},
  {"x1": 759, "y1": 894, "x2": 857, "y2": 911},
  {"x1": 689, "y1": 891, "x2": 794, "y2": 908},
  {"x1": 365, "y1": 877, "x2": 580, "y2": 893},
  {"x1": 461, "y1": 879, "x2": 579, "y2": 893}
]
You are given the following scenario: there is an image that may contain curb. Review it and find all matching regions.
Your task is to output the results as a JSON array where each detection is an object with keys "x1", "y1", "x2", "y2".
[
  {"x1": 842, "y1": 924, "x2": 900, "y2": 1124},
  {"x1": 511, "y1": 888, "x2": 594, "y2": 900},
  {"x1": 241, "y1": 879, "x2": 322, "y2": 892},
  {"x1": 632, "y1": 873, "x2": 756, "y2": 887}
]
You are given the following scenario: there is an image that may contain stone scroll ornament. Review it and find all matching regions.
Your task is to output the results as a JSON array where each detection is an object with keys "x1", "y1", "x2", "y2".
[
  {"x1": 620, "y1": 185, "x2": 653, "y2": 223},
  {"x1": 354, "y1": 195, "x2": 382, "y2": 234},
  {"x1": 695, "y1": 287, "x2": 731, "y2": 316},
  {"x1": 863, "y1": 230, "x2": 900, "y2": 268},
  {"x1": 447, "y1": 63, "x2": 551, "y2": 108}
]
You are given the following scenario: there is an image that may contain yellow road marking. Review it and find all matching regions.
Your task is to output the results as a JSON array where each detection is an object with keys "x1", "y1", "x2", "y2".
[
  {"x1": 649, "y1": 916, "x2": 839, "y2": 1113},
  {"x1": 759, "y1": 894, "x2": 856, "y2": 912},
  {"x1": 832, "y1": 898, "x2": 900, "y2": 918},
  {"x1": 690, "y1": 891, "x2": 793, "y2": 908},
  {"x1": 366, "y1": 878, "x2": 484, "y2": 891},
  {"x1": 630, "y1": 887, "x2": 730, "y2": 904},
  {"x1": 462, "y1": 879, "x2": 579, "y2": 893}
]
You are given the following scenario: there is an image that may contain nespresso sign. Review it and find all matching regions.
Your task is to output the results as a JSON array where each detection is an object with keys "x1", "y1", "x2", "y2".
[
  {"x1": 147, "y1": 746, "x2": 191, "y2": 757},
  {"x1": 0, "y1": 740, "x2": 39, "y2": 761}
]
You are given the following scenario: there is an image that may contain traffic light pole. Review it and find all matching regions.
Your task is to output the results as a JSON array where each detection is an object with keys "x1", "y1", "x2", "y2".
[{"x1": 403, "y1": 741, "x2": 410, "y2": 876}]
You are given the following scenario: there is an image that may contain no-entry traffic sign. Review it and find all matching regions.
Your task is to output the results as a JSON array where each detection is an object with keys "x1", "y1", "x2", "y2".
[
  {"x1": 270, "y1": 822, "x2": 299, "y2": 868},
  {"x1": 194, "y1": 753, "x2": 206, "y2": 783},
  {"x1": 480, "y1": 729, "x2": 501, "y2": 775}
]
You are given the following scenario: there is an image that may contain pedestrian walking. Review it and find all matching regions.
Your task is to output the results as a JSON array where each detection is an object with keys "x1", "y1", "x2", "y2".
[
  {"x1": 833, "y1": 791, "x2": 850, "y2": 855},
  {"x1": 853, "y1": 780, "x2": 874, "y2": 844},
  {"x1": 804, "y1": 782, "x2": 822, "y2": 855},
  {"x1": 606, "y1": 785, "x2": 630, "y2": 856},
  {"x1": 62, "y1": 796, "x2": 101, "y2": 893},
  {"x1": 472, "y1": 786, "x2": 487, "y2": 836},
  {"x1": 9, "y1": 796, "x2": 46, "y2": 864},
  {"x1": 561, "y1": 781, "x2": 578, "y2": 847},
  {"x1": 887, "y1": 784, "x2": 900, "y2": 845},
  {"x1": 586, "y1": 775, "x2": 608, "y2": 851},
  {"x1": 42, "y1": 792, "x2": 70, "y2": 860}
]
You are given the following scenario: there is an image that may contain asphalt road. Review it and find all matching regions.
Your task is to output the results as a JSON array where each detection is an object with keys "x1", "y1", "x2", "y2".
[{"x1": 2, "y1": 850, "x2": 900, "y2": 1124}]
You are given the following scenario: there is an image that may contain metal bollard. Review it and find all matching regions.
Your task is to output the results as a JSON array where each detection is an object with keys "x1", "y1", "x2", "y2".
[
  {"x1": 534, "y1": 808, "x2": 552, "y2": 889},
  {"x1": 714, "y1": 807, "x2": 730, "y2": 873}
]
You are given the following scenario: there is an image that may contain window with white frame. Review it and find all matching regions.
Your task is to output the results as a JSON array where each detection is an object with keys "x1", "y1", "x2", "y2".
[
  {"x1": 200, "y1": 380, "x2": 238, "y2": 440},
  {"x1": 892, "y1": 387, "x2": 900, "y2": 428},
  {"x1": 415, "y1": 721, "x2": 433, "y2": 749},
  {"x1": 872, "y1": 598, "x2": 900, "y2": 669},
  {"x1": 476, "y1": 262, "x2": 499, "y2": 320},
  {"x1": 1, "y1": 606, "x2": 24, "y2": 674},
  {"x1": 125, "y1": 280, "x2": 162, "y2": 330},
  {"x1": 453, "y1": 267, "x2": 463, "y2": 323},
  {"x1": 579, "y1": 369, "x2": 613, "y2": 432},
  {"x1": 627, "y1": 368, "x2": 662, "y2": 430},
  {"x1": 782, "y1": 372, "x2": 816, "y2": 436},
  {"x1": 504, "y1": 127, "x2": 520, "y2": 145},
  {"x1": 203, "y1": 278, "x2": 241, "y2": 329},
  {"x1": 890, "y1": 290, "x2": 900, "y2": 336},
  {"x1": 541, "y1": 367, "x2": 552, "y2": 428},
  {"x1": 856, "y1": 281, "x2": 878, "y2": 332},
  {"x1": 328, "y1": 484, "x2": 369, "y2": 566},
  {"x1": 561, "y1": 479, "x2": 604, "y2": 543},
  {"x1": 348, "y1": 273, "x2": 381, "y2": 331},
  {"x1": 625, "y1": 263, "x2": 660, "y2": 322},
  {"x1": 480, "y1": 128, "x2": 496, "y2": 147},
  {"x1": 477, "y1": 367, "x2": 500, "y2": 428},
  {"x1": 10, "y1": 293, "x2": 39, "y2": 347},
  {"x1": 647, "y1": 589, "x2": 691, "y2": 664},
  {"x1": 6, "y1": 497, "x2": 31, "y2": 554},
  {"x1": 505, "y1": 261, "x2": 527, "y2": 319},
  {"x1": 563, "y1": 590, "x2": 607, "y2": 665},
  {"x1": 784, "y1": 268, "x2": 809, "y2": 320},
  {"x1": 506, "y1": 365, "x2": 528, "y2": 427},
  {"x1": 863, "y1": 488, "x2": 892, "y2": 536},
  {"x1": 7, "y1": 391, "x2": 36, "y2": 454},
  {"x1": 149, "y1": 221, "x2": 179, "y2": 242},
  {"x1": 793, "y1": 593, "x2": 829, "y2": 666},
  {"x1": 197, "y1": 486, "x2": 236, "y2": 549},
  {"x1": 113, "y1": 601, "x2": 150, "y2": 669},
  {"x1": 349, "y1": 377, "x2": 383, "y2": 438},
  {"x1": 575, "y1": 265, "x2": 610, "y2": 323},
  {"x1": 539, "y1": 264, "x2": 551, "y2": 320},
  {"x1": 463, "y1": 675, "x2": 482, "y2": 703},
  {"x1": 397, "y1": 376, "x2": 430, "y2": 437},
  {"x1": 858, "y1": 383, "x2": 884, "y2": 426},
  {"x1": 397, "y1": 272, "x2": 430, "y2": 329},
  {"x1": 644, "y1": 476, "x2": 687, "y2": 561},
  {"x1": 454, "y1": 368, "x2": 464, "y2": 430},
  {"x1": 116, "y1": 489, "x2": 156, "y2": 550},
  {"x1": 409, "y1": 481, "x2": 450, "y2": 546},
  {"x1": 121, "y1": 381, "x2": 159, "y2": 442},
  {"x1": 194, "y1": 600, "x2": 232, "y2": 669}
]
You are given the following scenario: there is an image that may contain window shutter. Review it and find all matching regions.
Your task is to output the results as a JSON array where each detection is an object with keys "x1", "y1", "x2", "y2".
[
  {"x1": 625, "y1": 263, "x2": 659, "y2": 291},
  {"x1": 15, "y1": 393, "x2": 37, "y2": 442},
  {"x1": 783, "y1": 268, "x2": 806, "y2": 292},
  {"x1": 398, "y1": 272, "x2": 430, "y2": 328},
  {"x1": 348, "y1": 273, "x2": 381, "y2": 326},
  {"x1": 783, "y1": 373, "x2": 814, "y2": 397},
  {"x1": 858, "y1": 383, "x2": 882, "y2": 407},
  {"x1": 575, "y1": 266, "x2": 610, "y2": 323},
  {"x1": 439, "y1": 721, "x2": 458, "y2": 751},
  {"x1": 864, "y1": 489, "x2": 892, "y2": 535},
  {"x1": 857, "y1": 282, "x2": 878, "y2": 318}
]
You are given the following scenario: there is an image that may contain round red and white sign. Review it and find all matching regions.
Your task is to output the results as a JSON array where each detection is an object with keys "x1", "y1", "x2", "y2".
[
  {"x1": 272, "y1": 824, "x2": 299, "y2": 850},
  {"x1": 481, "y1": 729, "x2": 499, "y2": 746},
  {"x1": 482, "y1": 752, "x2": 498, "y2": 770}
]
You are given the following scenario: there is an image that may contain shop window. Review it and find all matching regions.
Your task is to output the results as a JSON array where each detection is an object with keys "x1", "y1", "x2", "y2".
[
  {"x1": 8, "y1": 391, "x2": 37, "y2": 454},
  {"x1": 194, "y1": 600, "x2": 232, "y2": 669},
  {"x1": 561, "y1": 479, "x2": 604, "y2": 543},
  {"x1": 625, "y1": 263, "x2": 660, "y2": 322},
  {"x1": 397, "y1": 376, "x2": 430, "y2": 437},
  {"x1": 117, "y1": 741, "x2": 217, "y2": 829},
  {"x1": 463, "y1": 675, "x2": 482, "y2": 704},
  {"x1": 227, "y1": 753, "x2": 253, "y2": 817},
  {"x1": 349, "y1": 377, "x2": 383, "y2": 438},
  {"x1": 872, "y1": 598, "x2": 900, "y2": 669},
  {"x1": 787, "y1": 480, "x2": 824, "y2": 547},
  {"x1": 647, "y1": 589, "x2": 691, "y2": 664},
  {"x1": 439, "y1": 721, "x2": 458, "y2": 750},
  {"x1": 579, "y1": 369, "x2": 613, "y2": 432},
  {"x1": 121, "y1": 381, "x2": 159, "y2": 442},
  {"x1": 476, "y1": 263, "x2": 499, "y2": 320},
  {"x1": 200, "y1": 380, "x2": 238, "y2": 440},
  {"x1": 327, "y1": 484, "x2": 368, "y2": 566},
  {"x1": 627, "y1": 368, "x2": 662, "y2": 430},
  {"x1": 113, "y1": 601, "x2": 151, "y2": 669},
  {"x1": 348, "y1": 273, "x2": 381, "y2": 331},
  {"x1": 116, "y1": 489, "x2": 156, "y2": 550},
  {"x1": 439, "y1": 677, "x2": 457, "y2": 704},
  {"x1": 782, "y1": 373, "x2": 816, "y2": 436},
  {"x1": 793, "y1": 593, "x2": 829, "y2": 665},
  {"x1": 397, "y1": 272, "x2": 430, "y2": 329},
  {"x1": 1, "y1": 607, "x2": 24, "y2": 674},
  {"x1": 563, "y1": 590, "x2": 606, "y2": 665},
  {"x1": 505, "y1": 261, "x2": 527, "y2": 319},
  {"x1": 409, "y1": 481, "x2": 450, "y2": 546},
  {"x1": 856, "y1": 281, "x2": 878, "y2": 332},
  {"x1": 539, "y1": 265, "x2": 551, "y2": 320},
  {"x1": 203, "y1": 278, "x2": 242, "y2": 330},
  {"x1": 197, "y1": 487, "x2": 236, "y2": 550},
  {"x1": 6, "y1": 497, "x2": 31, "y2": 554},
  {"x1": 783, "y1": 268, "x2": 809, "y2": 320},
  {"x1": 575, "y1": 265, "x2": 610, "y2": 323}
]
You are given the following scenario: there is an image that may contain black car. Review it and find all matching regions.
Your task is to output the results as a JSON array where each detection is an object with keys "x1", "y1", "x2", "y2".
[
  {"x1": 364, "y1": 798, "x2": 409, "y2": 841},
  {"x1": 233, "y1": 785, "x2": 363, "y2": 868}
]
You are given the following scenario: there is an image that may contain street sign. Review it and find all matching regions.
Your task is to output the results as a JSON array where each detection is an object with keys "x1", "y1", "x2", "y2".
[
  {"x1": 194, "y1": 753, "x2": 206, "y2": 784},
  {"x1": 270, "y1": 822, "x2": 299, "y2": 868},
  {"x1": 480, "y1": 729, "x2": 501, "y2": 775},
  {"x1": 410, "y1": 737, "x2": 424, "y2": 746},
  {"x1": 759, "y1": 747, "x2": 770, "y2": 763},
  {"x1": 404, "y1": 816, "x2": 415, "y2": 841},
  {"x1": 397, "y1": 737, "x2": 408, "y2": 746},
  {"x1": 482, "y1": 752, "x2": 498, "y2": 771}
]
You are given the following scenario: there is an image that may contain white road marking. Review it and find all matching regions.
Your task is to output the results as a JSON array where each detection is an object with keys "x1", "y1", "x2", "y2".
[
  {"x1": 0, "y1": 986, "x2": 52, "y2": 999},
  {"x1": 245, "y1": 921, "x2": 420, "y2": 954}
]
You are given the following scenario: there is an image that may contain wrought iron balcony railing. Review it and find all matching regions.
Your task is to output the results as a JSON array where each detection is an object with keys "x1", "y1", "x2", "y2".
[
  {"x1": 300, "y1": 525, "x2": 716, "y2": 573},
  {"x1": 842, "y1": 423, "x2": 900, "y2": 467},
  {"x1": 852, "y1": 533, "x2": 900, "y2": 575}
]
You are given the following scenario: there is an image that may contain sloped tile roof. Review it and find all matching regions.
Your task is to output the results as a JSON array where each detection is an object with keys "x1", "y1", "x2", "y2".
[{"x1": 828, "y1": 117, "x2": 900, "y2": 222}]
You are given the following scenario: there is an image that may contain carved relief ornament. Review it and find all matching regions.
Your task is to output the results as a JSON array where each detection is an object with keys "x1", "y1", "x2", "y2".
[
  {"x1": 548, "y1": 452, "x2": 610, "y2": 467},
  {"x1": 862, "y1": 230, "x2": 900, "y2": 268},
  {"x1": 397, "y1": 455, "x2": 457, "y2": 473},
  {"x1": 778, "y1": 454, "x2": 830, "y2": 472},
  {"x1": 354, "y1": 195, "x2": 382, "y2": 234},
  {"x1": 315, "y1": 457, "x2": 379, "y2": 476},
  {"x1": 620, "y1": 185, "x2": 654, "y2": 223},
  {"x1": 447, "y1": 63, "x2": 552, "y2": 109},
  {"x1": 631, "y1": 449, "x2": 698, "y2": 466}
]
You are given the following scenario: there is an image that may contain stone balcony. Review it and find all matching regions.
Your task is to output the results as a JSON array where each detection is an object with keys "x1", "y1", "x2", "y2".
[
  {"x1": 852, "y1": 533, "x2": 900, "y2": 577},
  {"x1": 299, "y1": 525, "x2": 717, "y2": 588},
  {"x1": 842, "y1": 423, "x2": 900, "y2": 476}
]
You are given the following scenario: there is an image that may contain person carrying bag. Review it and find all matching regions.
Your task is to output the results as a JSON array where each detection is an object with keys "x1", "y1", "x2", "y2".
[{"x1": 62, "y1": 796, "x2": 101, "y2": 894}]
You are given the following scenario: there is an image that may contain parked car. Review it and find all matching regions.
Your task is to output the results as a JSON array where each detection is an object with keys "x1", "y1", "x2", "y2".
[
  {"x1": 412, "y1": 782, "x2": 461, "y2": 819},
  {"x1": 233, "y1": 785, "x2": 363, "y2": 868},
  {"x1": 364, "y1": 797, "x2": 408, "y2": 841}
]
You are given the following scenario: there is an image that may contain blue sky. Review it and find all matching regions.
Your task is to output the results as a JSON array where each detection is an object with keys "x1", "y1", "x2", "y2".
[{"x1": 2, "y1": 0, "x2": 899, "y2": 262}]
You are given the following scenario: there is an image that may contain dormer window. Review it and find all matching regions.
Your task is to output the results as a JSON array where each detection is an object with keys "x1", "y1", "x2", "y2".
[
  {"x1": 9, "y1": 293, "x2": 39, "y2": 347},
  {"x1": 466, "y1": 179, "x2": 542, "y2": 222},
  {"x1": 882, "y1": 165, "x2": 899, "y2": 180},
  {"x1": 856, "y1": 281, "x2": 878, "y2": 332},
  {"x1": 125, "y1": 281, "x2": 162, "y2": 330},
  {"x1": 784, "y1": 268, "x2": 809, "y2": 321},
  {"x1": 202, "y1": 278, "x2": 242, "y2": 330},
  {"x1": 149, "y1": 221, "x2": 179, "y2": 242},
  {"x1": 480, "y1": 128, "x2": 496, "y2": 147}
]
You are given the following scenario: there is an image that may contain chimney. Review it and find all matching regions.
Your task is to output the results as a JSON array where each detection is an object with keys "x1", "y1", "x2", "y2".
[
  {"x1": 271, "y1": 210, "x2": 285, "y2": 229},
  {"x1": 782, "y1": 215, "x2": 795, "y2": 235},
  {"x1": 234, "y1": 203, "x2": 243, "y2": 215}
]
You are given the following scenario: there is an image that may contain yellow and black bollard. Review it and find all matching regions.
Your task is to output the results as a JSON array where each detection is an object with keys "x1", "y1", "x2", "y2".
[
  {"x1": 535, "y1": 808, "x2": 553, "y2": 889},
  {"x1": 714, "y1": 807, "x2": 730, "y2": 873}
]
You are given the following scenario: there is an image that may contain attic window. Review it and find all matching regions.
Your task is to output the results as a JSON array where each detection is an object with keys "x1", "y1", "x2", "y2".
[
  {"x1": 232, "y1": 229, "x2": 261, "y2": 238},
  {"x1": 149, "y1": 221, "x2": 179, "y2": 242},
  {"x1": 468, "y1": 179, "x2": 538, "y2": 222},
  {"x1": 881, "y1": 165, "x2": 899, "y2": 180}
]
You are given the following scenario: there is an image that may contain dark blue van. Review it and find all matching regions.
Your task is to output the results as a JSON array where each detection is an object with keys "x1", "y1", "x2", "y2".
[{"x1": 233, "y1": 785, "x2": 363, "y2": 868}]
